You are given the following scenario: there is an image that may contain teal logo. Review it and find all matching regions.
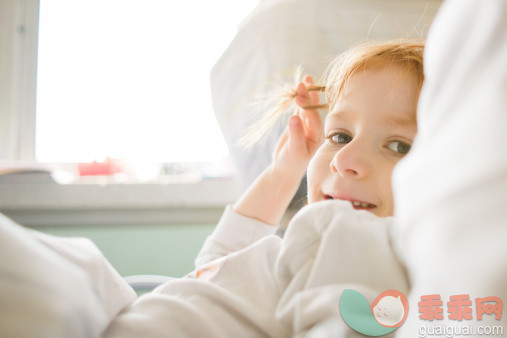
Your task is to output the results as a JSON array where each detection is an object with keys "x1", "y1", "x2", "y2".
[{"x1": 340, "y1": 289, "x2": 409, "y2": 336}]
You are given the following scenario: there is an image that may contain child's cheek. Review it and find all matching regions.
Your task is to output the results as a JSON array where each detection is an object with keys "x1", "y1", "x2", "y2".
[
  {"x1": 306, "y1": 159, "x2": 316, "y2": 202},
  {"x1": 306, "y1": 151, "x2": 326, "y2": 204}
]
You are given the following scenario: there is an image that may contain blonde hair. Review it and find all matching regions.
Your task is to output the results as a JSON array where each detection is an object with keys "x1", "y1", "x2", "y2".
[
  {"x1": 325, "y1": 39, "x2": 424, "y2": 111},
  {"x1": 239, "y1": 39, "x2": 424, "y2": 148}
]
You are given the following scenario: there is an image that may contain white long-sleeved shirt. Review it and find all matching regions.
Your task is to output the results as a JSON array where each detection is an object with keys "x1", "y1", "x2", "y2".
[{"x1": 194, "y1": 204, "x2": 279, "y2": 267}]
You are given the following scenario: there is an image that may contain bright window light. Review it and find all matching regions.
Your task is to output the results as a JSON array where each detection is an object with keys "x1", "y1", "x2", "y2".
[{"x1": 36, "y1": 0, "x2": 257, "y2": 163}]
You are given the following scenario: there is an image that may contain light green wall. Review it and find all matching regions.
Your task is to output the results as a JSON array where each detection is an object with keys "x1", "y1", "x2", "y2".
[{"x1": 37, "y1": 224, "x2": 215, "y2": 278}]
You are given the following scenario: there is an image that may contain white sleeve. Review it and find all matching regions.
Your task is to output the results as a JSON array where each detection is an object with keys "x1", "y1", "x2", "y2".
[
  {"x1": 391, "y1": 0, "x2": 507, "y2": 335},
  {"x1": 194, "y1": 204, "x2": 278, "y2": 267}
]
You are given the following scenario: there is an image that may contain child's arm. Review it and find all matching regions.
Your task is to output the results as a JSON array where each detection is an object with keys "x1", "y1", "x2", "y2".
[
  {"x1": 233, "y1": 76, "x2": 324, "y2": 225},
  {"x1": 194, "y1": 76, "x2": 323, "y2": 267}
]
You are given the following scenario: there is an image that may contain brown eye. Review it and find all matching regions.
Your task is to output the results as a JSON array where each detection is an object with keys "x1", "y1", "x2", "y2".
[
  {"x1": 388, "y1": 141, "x2": 411, "y2": 155},
  {"x1": 330, "y1": 133, "x2": 352, "y2": 144}
]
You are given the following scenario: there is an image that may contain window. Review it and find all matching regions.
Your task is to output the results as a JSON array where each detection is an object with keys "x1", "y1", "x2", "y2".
[
  {"x1": 34, "y1": 0, "x2": 256, "y2": 164},
  {"x1": 0, "y1": 0, "x2": 254, "y2": 224}
]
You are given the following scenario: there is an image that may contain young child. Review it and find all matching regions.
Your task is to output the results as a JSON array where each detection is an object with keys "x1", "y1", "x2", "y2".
[
  {"x1": 104, "y1": 40, "x2": 424, "y2": 338},
  {"x1": 197, "y1": 40, "x2": 422, "y2": 263}
]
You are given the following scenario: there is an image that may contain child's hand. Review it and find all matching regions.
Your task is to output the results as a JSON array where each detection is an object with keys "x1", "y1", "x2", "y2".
[
  {"x1": 272, "y1": 75, "x2": 324, "y2": 178},
  {"x1": 233, "y1": 76, "x2": 324, "y2": 225}
]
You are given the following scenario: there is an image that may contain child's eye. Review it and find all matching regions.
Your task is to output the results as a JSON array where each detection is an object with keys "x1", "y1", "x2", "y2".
[
  {"x1": 387, "y1": 140, "x2": 411, "y2": 155},
  {"x1": 328, "y1": 132, "x2": 352, "y2": 144}
]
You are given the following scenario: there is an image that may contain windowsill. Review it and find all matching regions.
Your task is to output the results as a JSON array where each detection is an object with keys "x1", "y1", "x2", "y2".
[{"x1": 0, "y1": 177, "x2": 243, "y2": 227}]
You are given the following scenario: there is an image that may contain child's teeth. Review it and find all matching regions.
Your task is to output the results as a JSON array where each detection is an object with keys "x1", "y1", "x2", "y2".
[{"x1": 351, "y1": 201, "x2": 373, "y2": 208}]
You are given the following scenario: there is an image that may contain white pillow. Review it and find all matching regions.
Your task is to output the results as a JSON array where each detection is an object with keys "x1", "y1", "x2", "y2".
[{"x1": 392, "y1": 0, "x2": 507, "y2": 335}]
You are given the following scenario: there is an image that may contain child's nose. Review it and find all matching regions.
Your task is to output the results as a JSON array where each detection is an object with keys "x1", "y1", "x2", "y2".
[{"x1": 329, "y1": 142, "x2": 370, "y2": 179}]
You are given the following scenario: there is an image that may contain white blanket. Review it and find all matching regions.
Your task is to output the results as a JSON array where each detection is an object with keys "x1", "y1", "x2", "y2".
[
  {"x1": 104, "y1": 201, "x2": 407, "y2": 337},
  {"x1": 0, "y1": 214, "x2": 136, "y2": 338}
]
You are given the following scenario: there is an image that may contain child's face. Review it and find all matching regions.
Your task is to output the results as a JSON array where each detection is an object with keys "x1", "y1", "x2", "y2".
[{"x1": 307, "y1": 65, "x2": 419, "y2": 217}]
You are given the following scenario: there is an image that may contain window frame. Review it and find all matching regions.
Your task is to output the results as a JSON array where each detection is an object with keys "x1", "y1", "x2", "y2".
[
  {"x1": 0, "y1": 0, "x2": 241, "y2": 226},
  {"x1": 0, "y1": 0, "x2": 39, "y2": 162}
]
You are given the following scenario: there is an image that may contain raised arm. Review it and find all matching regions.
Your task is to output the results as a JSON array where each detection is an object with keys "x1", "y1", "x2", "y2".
[
  {"x1": 233, "y1": 76, "x2": 324, "y2": 225},
  {"x1": 195, "y1": 76, "x2": 324, "y2": 267}
]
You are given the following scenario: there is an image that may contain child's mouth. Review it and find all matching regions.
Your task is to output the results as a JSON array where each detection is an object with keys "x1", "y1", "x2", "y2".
[{"x1": 323, "y1": 194, "x2": 377, "y2": 210}]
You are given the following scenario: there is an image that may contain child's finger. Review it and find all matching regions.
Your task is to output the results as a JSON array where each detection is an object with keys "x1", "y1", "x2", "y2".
[
  {"x1": 297, "y1": 85, "x2": 322, "y2": 139},
  {"x1": 272, "y1": 126, "x2": 289, "y2": 160},
  {"x1": 288, "y1": 115, "x2": 307, "y2": 154},
  {"x1": 303, "y1": 75, "x2": 322, "y2": 135},
  {"x1": 293, "y1": 78, "x2": 324, "y2": 147},
  {"x1": 304, "y1": 110, "x2": 323, "y2": 137},
  {"x1": 294, "y1": 82, "x2": 311, "y2": 108},
  {"x1": 304, "y1": 75, "x2": 320, "y2": 106}
]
